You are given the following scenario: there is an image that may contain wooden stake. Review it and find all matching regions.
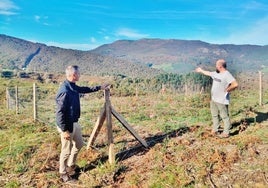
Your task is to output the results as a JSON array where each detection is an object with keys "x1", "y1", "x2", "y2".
[
  {"x1": 15, "y1": 86, "x2": 18, "y2": 114},
  {"x1": 33, "y1": 83, "x2": 37, "y2": 121},
  {"x1": 86, "y1": 105, "x2": 106, "y2": 149},
  {"x1": 6, "y1": 87, "x2": 9, "y2": 110},
  {"x1": 105, "y1": 89, "x2": 115, "y2": 164},
  {"x1": 87, "y1": 88, "x2": 148, "y2": 164},
  {"x1": 111, "y1": 107, "x2": 148, "y2": 148},
  {"x1": 259, "y1": 71, "x2": 262, "y2": 106}
]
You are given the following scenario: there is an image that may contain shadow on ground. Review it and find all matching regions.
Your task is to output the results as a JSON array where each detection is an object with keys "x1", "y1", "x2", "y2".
[
  {"x1": 74, "y1": 110, "x2": 268, "y2": 179},
  {"x1": 231, "y1": 110, "x2": 268, "y2": 136}
]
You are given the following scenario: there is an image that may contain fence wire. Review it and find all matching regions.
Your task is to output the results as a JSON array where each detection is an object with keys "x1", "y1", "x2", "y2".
[
  {"x1": 3, "y1": 84, "x2": 105, "y2": 130},
  {"x1": 3, "y1": 71, "x2": 268, "y2": 128}
]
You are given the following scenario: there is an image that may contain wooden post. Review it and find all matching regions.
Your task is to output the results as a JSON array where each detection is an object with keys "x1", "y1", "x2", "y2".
[
  {"x1": 184, "y1": 84, "x2": 188, "y2": 101},
  {"x1": 135, "y1": 84, "x2": 138, "y2": 97},
  {"x1": 6, "y1": 87, "x2": 9, "y2": 109},
  {"x1": 86, "y1": 105, "x2": 106, "y2": 150},
  {"x1": 15, "y1": 86, "x2": 18, "y2": 114},
  {"x1": 105, "y1": 89, "x2": 115, "y2": 164},
  {"x1": 87, "y1": 88, "x2": 148, "y2": 164},
  {"x1": 259, "y1": 71, "x2": 262, "y2": 106},
  {"x1": 199, "y1": 86, "x2": 204, "y2": 95},
  {"x1": 33, "y1": 83, "x2": 37, "y2": 121},
  {"x1": 111, "y1": 107, "x2": 148, "y2": 148}
]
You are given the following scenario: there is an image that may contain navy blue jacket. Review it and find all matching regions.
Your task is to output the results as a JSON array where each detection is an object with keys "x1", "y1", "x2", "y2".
[{"x1": 55, "y1": 80, "x2": 101, "y2": 133}]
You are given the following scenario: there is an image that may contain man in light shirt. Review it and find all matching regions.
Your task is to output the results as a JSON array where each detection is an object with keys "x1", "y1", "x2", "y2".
[{"x1": 195, "y1": 59, "x2": 238, "y2": 138}]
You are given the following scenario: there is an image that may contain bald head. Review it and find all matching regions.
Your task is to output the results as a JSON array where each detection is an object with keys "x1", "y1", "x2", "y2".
[
  {"x1": 216, "y1": 59, "x2": 227, "y2": 68},
  {"x1": 216, "y1": 59, "x2": 227, "y2": 73}
]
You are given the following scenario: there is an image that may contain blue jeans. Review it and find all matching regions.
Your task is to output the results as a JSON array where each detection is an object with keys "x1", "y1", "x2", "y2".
[{"x1": 210, "y1": 100, "x2": 231, "y2": 135}]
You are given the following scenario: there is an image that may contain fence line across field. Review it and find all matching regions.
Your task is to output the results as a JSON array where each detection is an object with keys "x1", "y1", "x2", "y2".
[
  {"x1": 4, "y1": 83, "x2": 104, "y2": 126},
  {"x1": 6, "y1": 84, "x2": 36, "y2": 119},
  {"x1": 4, "y1": 71, "x2": 266, "y2": 124},
  {"x1": 5, "y1": 83, "x2": 55, "y2": 123}
]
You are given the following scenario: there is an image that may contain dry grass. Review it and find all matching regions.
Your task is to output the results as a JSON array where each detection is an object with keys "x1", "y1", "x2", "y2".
[{"x1": 0, "y1": 78, "x2": 268, "y2": 187}]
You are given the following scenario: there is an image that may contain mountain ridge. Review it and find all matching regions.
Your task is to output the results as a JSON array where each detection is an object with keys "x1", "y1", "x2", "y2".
[
  {"x1": 1, "y1": 34, "x2": 268, "y2": 78},
  {"x1": 92, "y1": 38, "x2": 268, "y2": 73},
  {"x1": 0, "y1": 34, "x2": 161, "y2": 78}
]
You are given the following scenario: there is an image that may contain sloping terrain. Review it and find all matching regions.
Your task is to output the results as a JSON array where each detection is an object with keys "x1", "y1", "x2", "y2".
[
  {"x1": 0, "y1": 79, "x2": 267, "y2": 187},
  {"x1": 1, "y1": 107, "x2": 267, "y2": 188}
]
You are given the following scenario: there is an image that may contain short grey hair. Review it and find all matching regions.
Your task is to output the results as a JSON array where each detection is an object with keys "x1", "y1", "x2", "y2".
[{"x1": 65, "y1": 65, "x2": 79, "y2": 77}]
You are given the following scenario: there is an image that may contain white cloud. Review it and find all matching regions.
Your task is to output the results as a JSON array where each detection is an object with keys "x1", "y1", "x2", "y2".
[
  {"x1": 221, "y1": 16, "x2": 268, "y2": 45},
  {"x1": 43, "y1": 41, "x2": 99, "y2": 51},
  {"x1": 0, "y1": 0, "x2": 18, "y2": 15},
  {"x1": 27, "y1": 36, "x2": 102, "y2": 51},
  {"x1": 33, "y1": 15, "x2": 51, "y2": 27},
  {"x1": 90, "y1": 37, "x2": 96, "y2": 43},
  {"x1": 242, "y1": 1, "x2": 268, "y2": 11},
  {"x1": 34, "y1": 15, "x2": 40, "y2": 22},
  {"x1": 116, "y1": 28, "x2": 149, "y2": 39}
]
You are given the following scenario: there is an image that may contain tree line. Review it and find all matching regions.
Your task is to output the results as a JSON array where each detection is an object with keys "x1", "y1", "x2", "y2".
[{"x1": 112, "y1": 72, "x2": 212, "y2": 96}]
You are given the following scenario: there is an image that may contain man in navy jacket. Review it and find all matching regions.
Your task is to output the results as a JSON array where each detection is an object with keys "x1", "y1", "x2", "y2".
[{"x1": 56, "y1": 65, "x2": 108, "y2": 182}]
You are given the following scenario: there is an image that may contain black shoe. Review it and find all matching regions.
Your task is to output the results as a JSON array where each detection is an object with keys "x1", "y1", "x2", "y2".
[
  {"x1": 60, "y1": 173, "x2": 76, "y2": 183},
  {"x1": 67, "y1": 165, "x2": 80, "y2": 176}
]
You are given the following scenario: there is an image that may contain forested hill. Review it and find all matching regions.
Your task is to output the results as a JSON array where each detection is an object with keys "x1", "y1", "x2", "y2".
[
  {"x1": 92, "y1": 39, "x2": 268, "y2": 73},
  {"x1": 1, "y1": 34, "x2": 268, "y2": 78},
  {"x1": 0, "y1": 34, "x2": 162, "y2": 78}
]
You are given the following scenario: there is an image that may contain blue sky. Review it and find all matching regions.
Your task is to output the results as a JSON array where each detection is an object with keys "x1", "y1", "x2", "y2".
[{"x1": 1, "y1": 0, "x2": 268, "y2": 50}]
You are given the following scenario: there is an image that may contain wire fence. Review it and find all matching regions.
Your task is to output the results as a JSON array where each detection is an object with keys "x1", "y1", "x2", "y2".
[
  {"x1": 3, "y1": 71, "x2": 268, "y2": 128},
  {"x1": 5, "y1": 84, "x2": 55, "y2": 124},
  {"x1": 3, "y1": 83, "x2": 105, "y2": 129}
]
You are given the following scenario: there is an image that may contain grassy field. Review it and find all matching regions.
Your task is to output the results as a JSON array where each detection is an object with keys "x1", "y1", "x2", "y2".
[{"x1": 0, "y1": 77, "x2": 267, "y2": 188}]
